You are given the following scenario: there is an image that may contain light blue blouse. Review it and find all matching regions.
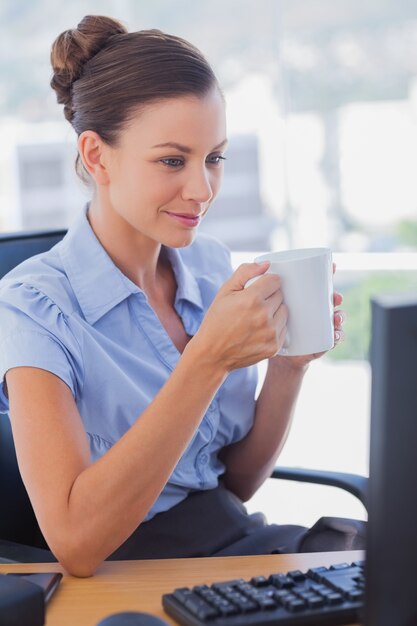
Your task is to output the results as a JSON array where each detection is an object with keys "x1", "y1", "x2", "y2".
[{"x1": 0, "y1": 206, "x2": 258, "y2": 520}]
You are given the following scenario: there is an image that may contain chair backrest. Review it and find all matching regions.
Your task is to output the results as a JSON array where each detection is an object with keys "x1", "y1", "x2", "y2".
[
  {"x1": 0, "y1": 229, "x2": 66, "y2": 280},
  {"x1": 0, "y1": 229, "x2": 66, "y2": 547}
]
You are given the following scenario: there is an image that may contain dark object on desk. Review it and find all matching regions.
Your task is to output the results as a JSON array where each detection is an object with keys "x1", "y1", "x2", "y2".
[
  {"x1": 0, "y1": 571, "x2": 61, "y2": 626},
  {"x1": 163, "y1": 560, "x2": 365, "y2": 625},
  {"x1": 365, "y1": 295, "x2": 417, "y2": 626},
  {"x1": 96, "y1": 612, "x2": 169, "y2": 625},
  {"x1": 0, "y1": 228, "x2": 367, "y2": 564},
  {"x1": 6, "y1": 572, "x2": 62, "y2": 604}
]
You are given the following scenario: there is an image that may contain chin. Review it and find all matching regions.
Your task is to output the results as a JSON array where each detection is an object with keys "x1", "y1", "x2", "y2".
[{"x1": 166, "y1": 229, "x2": 198, "y2": 249}]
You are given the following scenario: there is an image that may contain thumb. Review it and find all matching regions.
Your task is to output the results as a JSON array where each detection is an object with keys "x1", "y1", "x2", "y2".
[{"x1": 224, "y1": 261, "x2": 271, "y2": 293}]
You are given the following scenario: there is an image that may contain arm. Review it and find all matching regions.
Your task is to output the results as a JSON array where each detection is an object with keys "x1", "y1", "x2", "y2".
[
  {"x1": 6, "y1": 262, "x2": 281, "y2": 577},
  {"x1": 220, "y1": 289, "x2": 345, "y2": 502},
  {"x1": 7, "y1": 343, "x2": 224, "y2": 578},
  {"x1": 219, "y1": 357, "x2": 308, "y2": 501}
]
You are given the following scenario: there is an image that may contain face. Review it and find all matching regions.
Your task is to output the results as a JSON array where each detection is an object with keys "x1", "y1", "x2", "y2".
[{"x1": 96, "y1": 88, "x2": 227, "y2": 248}]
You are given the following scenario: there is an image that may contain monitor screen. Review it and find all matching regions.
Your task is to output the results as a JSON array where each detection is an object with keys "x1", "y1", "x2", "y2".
[{"x1": 365, "y1": 293, "x2": 417, "y2": 626}]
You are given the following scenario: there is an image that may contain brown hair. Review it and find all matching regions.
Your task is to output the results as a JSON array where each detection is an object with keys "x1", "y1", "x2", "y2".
[{"x1": 50, "y1": 15, "x2": 220, "y2": 181}]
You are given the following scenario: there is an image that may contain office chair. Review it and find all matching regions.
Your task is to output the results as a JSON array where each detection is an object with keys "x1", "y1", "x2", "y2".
[{"x1": 0, "y1": 229, "x2": 367, "y2": 562}]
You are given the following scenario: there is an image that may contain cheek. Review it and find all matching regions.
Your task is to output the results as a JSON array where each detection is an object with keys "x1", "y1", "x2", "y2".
[
  {"x1": 210, "y1": 169, "x2": 224, "y2": 198},
  {"x1": 112, "y1": 167, "x2": 181, "y2": 221},
  {"x1": 111, "y1": 161, "x2": 155, "y2": 201}
]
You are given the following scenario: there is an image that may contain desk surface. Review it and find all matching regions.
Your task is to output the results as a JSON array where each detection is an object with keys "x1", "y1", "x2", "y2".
[{"x1": 0, "y1": 550, "x2": 364, "y2": 626}]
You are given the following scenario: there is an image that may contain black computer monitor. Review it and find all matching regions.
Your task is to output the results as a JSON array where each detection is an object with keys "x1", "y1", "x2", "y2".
[{"x1": 365, "y1": 293, "x2": 417, "y2": 626}]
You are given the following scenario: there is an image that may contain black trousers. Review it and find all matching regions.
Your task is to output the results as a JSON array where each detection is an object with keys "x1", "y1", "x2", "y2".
[
  {"x1": 0, "y1": 484, "x2": 366, "y2": 563},
  {"x1": 109, "y1": 483, "x2": 366, "y2": 560}
]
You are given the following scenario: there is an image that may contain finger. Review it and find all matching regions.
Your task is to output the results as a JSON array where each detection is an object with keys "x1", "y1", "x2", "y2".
[
  {"x1": 332, "y1": 262, "x2": 336, "y2": 274},
  {"x1": 246, "y1": 272, "x2": 282, "y2": 300},
  {"x1": 226, "y1": 261, "x2": 270, "y2": 293},
  {"x1": 334, "y1": 310, "x2": 345, "y2": 330},
  {"x1": 271, "y1": 307, "x2": 288, "y2": 356},
  {"x1": 334, "y1": 328, "x2": 345, "y2": 345},
  {"x1": 333, "y1": 291, "x2": 343, "y2": 306},
  {"x1": 272, "y1": 302, "x2": 288, "y2": 330},
  {"x1": 276, "y1": 322, "x2": 287, "y2": 352},
  {"x1": 266, "y1": 287, "x2": 284, "y2": 314}
]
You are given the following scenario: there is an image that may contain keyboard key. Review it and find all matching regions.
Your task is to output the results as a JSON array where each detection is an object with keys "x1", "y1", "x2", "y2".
[
  {"x1": 269, "y1": 573, "x2": 294, "y2": 588},
  {"x1": 309, "y1": 583, "x2": 329, "y2": 593},
  {"x1": 347, "y1": 589, "x2": 364, "y2": 601},
  {"x1": 237, "y1": 582, "x2": 258, "y2": 596},
  {"x1": 217, "y1": 603, "x2": 240, "y2": 617},
  {"x1": 326, "y1": 592, "x2": 344, "y2": 605},
  {"x1": 236, "y1": 599, "x2": 258, "y2": 613},
  {"x1": 285, "y1": 598, "x2": 307, "y2": 612},
  {"x1": 173, "y1": 589, "x2": 194, "y2": 604},
  {"x1": 288, "y1": 569, "x2": 306, "y2": 582},
  {"x1": 307, "y1": 566, "x2": 329, "y2": 581},
  {"x1": 258, "y1": 597, "x2": 277, "y2": 610},
  {"x1": 330, "y1": 562, "x2": 351, "y2": 570},
  {"x1": 194, "y1": 606, "x2": 219, "y2": 620},
  {"x1": 184, "y1": 595, "x2": 218, "y2": 615},
  {"x1": 196, "y1": 589, "x2": 218, "y2": 601},
  {"x1": 224, "y1": 591, "x2": 258, "y2": 612},
  {"x1": 274, "y1": 589, "x2": 292, "y2": 603},
  {"x1": 171, "y1": 592, "x2": 219, "y2": 621},
  {"x1": 212, "y1": 579, "x2": 244, "y2": 592},
  {"x1": 250, "y1": 575, "x2": 269, "y2": 587},
  {"x1": 307, "y1": 596, "x2": 325, "y2": 609},
  {"x1": 297, "y1": 590, "x2": 322, "y2": 602}
]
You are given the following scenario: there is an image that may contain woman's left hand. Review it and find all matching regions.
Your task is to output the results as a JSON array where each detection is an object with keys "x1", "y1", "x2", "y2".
[{"x1": 274, "y1": 263, "x2": 345, "y2": 369}]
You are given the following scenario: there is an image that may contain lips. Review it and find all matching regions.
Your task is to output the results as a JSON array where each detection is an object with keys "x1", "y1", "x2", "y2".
[{"x1": 165, "y1": 212, "x2": 202, "y2": 227}]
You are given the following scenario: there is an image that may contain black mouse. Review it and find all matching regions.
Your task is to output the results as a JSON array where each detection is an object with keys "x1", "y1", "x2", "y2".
[{"x1": 96, "y1": 612, "x2": 169, "y2": 626}]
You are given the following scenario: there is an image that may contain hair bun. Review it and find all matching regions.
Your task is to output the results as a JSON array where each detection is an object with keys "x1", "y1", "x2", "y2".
[{"x1": 50, "y1": 15, "x2": 127, "y2": 121}]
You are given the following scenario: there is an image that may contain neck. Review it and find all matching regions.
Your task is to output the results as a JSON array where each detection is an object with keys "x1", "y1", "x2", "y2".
[{"x1": 87, "y1": 195, "x2": 163, "y2": 293}]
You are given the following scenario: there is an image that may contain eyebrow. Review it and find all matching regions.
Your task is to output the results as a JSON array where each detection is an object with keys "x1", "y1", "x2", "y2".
[{"x1": 151, "y1": 139, "x2": 228, "y2": 154}]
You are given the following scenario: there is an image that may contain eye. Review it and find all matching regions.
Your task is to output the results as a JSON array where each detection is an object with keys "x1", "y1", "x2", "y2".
[
  {"x1": 207, "y1": 154, "x2": 227, "y2": 166},
  {"x1": 160, "y1": 157, "x2": 184, "y2": 168}
]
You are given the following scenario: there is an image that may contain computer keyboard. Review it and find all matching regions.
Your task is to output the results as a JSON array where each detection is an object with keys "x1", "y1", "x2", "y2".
[{"x1": 162, "y1": 560, "x2": 365, "y2": 626}]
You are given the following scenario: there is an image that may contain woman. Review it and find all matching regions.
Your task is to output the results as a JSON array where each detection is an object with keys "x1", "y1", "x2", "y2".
[{"x1": 0, "y1": 16, "x2": 357, "y2": 577}]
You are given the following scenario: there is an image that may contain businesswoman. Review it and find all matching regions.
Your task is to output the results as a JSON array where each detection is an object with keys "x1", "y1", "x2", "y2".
[{"x1": 0, "y1": 15, "x2": 360, "y2": 576}]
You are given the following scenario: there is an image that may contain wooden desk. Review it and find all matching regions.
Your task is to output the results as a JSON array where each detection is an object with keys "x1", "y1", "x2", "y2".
[{"x1": 0, "y1": 550, "x2": 364, "y2": 626}]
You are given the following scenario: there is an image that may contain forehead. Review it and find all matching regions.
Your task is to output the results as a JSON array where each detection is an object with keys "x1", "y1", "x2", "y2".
[{"x1": 123, "y1": 89, "x2": 226, "y2": 149}]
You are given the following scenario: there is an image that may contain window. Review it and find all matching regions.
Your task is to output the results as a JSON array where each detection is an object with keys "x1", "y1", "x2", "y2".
[{"x1": 2, "y1": 0, "x2": 416, "y2": 525}]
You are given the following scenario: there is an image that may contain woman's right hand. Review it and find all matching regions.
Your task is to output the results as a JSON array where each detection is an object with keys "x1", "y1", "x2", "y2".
[{"x1": 191, "y1": 261, "x2": 288, "y2": 373}]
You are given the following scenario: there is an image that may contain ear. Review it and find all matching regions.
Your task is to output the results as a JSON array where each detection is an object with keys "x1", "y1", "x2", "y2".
[{"x1": 77, "y1": 131, "x2": 111, "y2": 185}]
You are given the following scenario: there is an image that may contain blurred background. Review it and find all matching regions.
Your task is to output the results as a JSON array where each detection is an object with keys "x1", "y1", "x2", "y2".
[{"x1": 1, "y1": 0, "x2": 417, "y2": 526}]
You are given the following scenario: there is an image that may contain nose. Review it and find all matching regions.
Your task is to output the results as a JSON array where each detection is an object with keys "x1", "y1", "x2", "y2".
[{"x1": 181, "y1": 165, "x2": 213, "y2": 204}]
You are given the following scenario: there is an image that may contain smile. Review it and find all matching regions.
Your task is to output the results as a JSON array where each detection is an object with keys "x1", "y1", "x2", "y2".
[{"x1": 165, "y1": 212, "x2": 201, "y2": 228}]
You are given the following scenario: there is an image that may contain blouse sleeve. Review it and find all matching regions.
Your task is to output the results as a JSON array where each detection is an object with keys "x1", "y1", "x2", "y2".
[{"x1": 0, "y1": 280, "x2": 83, "y2": 413}]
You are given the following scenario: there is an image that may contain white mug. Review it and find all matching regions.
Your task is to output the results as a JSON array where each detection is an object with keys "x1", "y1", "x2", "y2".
[{"x1": 251, "y1": 247, "x2": 334, "y2": 357}]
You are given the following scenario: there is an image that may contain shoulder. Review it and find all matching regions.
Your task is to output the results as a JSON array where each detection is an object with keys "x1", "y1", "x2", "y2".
[
  {"x1": 0, "y1": 243, "x2": 82, "y2": 354},
  {"x1": 0, "y1": 246, "x2": 84, "y2": 407},
  {"x1": 178, "y1": 233, "x2": 232, "y2": 278}
]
